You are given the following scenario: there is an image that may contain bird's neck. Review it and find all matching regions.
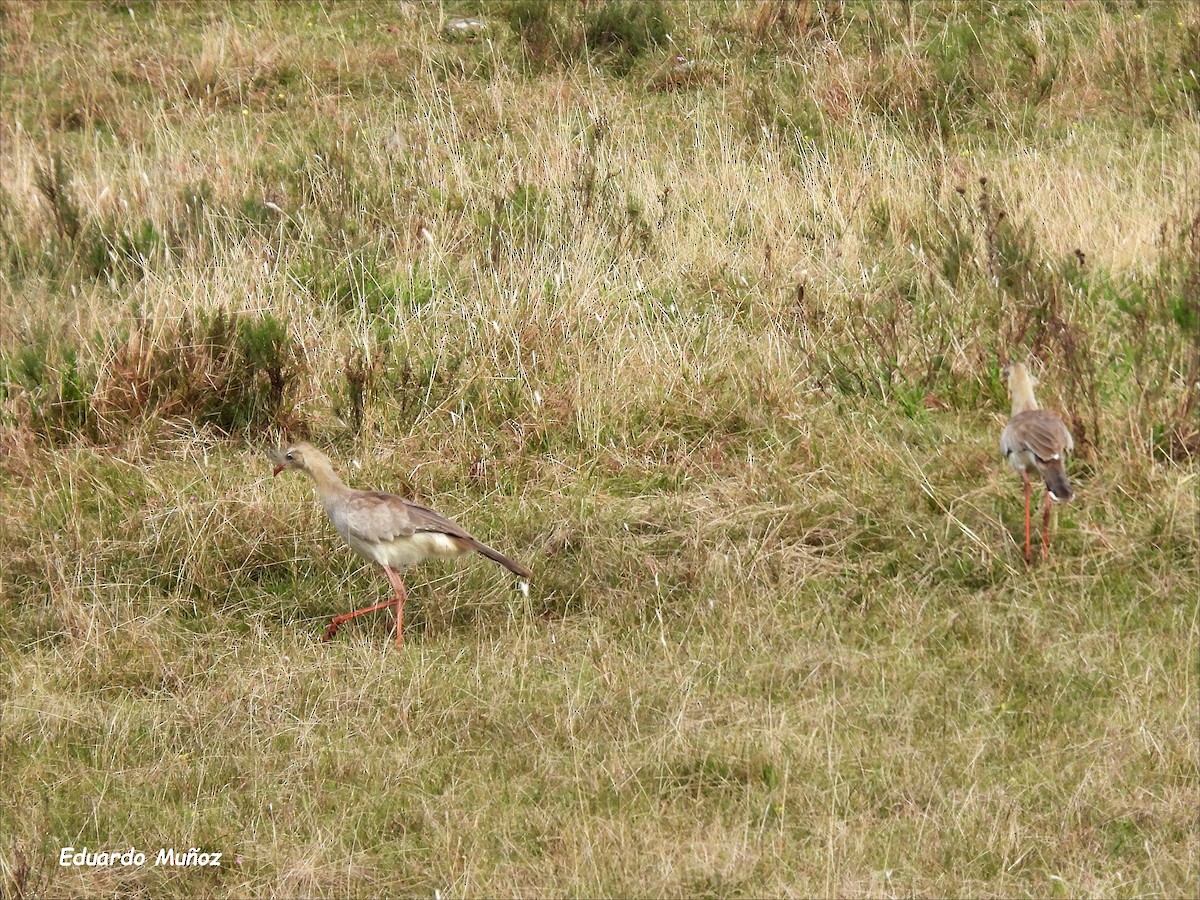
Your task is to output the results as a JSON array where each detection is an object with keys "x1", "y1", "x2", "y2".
[
  {"x1": 305, "y1": 462, "x2": 349, "y2": 500},
  {"x1": 1010, "y1": 374, "x2": 1039, "y2": 416}
]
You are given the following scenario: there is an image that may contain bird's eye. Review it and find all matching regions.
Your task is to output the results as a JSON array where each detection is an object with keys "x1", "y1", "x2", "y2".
[{"x1": 286, "y1": 453, "x2": 294, "y2": 461}]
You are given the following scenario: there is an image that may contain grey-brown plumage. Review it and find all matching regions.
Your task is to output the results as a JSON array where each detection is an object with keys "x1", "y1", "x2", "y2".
[
  {"x1": 1001, "y1": 409, "x2": 1074, "y2": 501},
  {"x1": 268, "y1": 442, "x2": 531, "y2": 645},
  {"x1": 328, "y1": 489, "x2": 532, "y2": 578},
  {"x1": 1000, "y1": 363, "x2": 1074, "y2": 562}
]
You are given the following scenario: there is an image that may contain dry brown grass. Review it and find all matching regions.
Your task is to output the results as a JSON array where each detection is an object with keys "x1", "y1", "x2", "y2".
[{"x1": 1, "y1": 1, "x2": 1198, "y2": 897}]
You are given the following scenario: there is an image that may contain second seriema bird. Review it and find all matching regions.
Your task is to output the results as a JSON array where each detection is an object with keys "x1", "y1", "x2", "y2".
[
  {"x1": 269, "y1": 443, "x2": 531, "y2": 646},
  {"x1": 999, "y1": 363, "x2": 1074, "y2": 563}
]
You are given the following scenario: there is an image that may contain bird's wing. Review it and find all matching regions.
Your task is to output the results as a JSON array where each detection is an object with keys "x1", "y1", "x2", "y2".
[
  {"x1": 337, "y1": 491, "x2": 472, "y2": 544},
  {"x1": 1003, "y1": 410, "x2": 1072, "y2": 462},
  {"x1": 397, "y1": 497, "x2": 475, "y2": 540},
  {"x1": 999, "y1": 421, "x2": 1021, "y2": 458}
]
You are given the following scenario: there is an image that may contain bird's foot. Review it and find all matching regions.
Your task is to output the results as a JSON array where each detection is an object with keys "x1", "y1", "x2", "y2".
[{"x1": 322, "y1": 621, "x2": 340, "y2": 641}]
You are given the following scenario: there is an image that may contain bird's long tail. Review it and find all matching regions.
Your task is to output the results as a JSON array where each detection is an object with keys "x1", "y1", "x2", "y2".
[
  {"x1": 468, "y1": 539, "x2": 533, "y2": 579},
  {"x1": 1038, "y1": 459, "x2": 1073, "y2": 502}
]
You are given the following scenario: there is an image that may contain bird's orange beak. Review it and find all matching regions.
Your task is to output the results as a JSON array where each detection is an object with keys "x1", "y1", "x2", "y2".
[{"x1": 273, "y1": 464, "x2": 285, "y2": 476}]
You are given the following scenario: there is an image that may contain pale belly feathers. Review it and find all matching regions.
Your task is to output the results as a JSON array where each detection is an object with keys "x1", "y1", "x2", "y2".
[
  {"x1": 339, "y1": 526, "x2": 469, "y2": 569},
  {"x1": 1005, "y1": 447, "x2": 1040, "y2": 474},
  {"x1": 322, "y1": 493, "x2": 471, "y2": 569}
]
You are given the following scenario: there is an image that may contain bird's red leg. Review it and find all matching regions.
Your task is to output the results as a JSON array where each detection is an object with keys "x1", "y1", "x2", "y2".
[
  {"x1": 322, "y1": 567, "x2": 408, "y2": 644},
  {"x1": 382, "y1": 566, "x2": 408, "y2": 648},
  {"x1": 323, "y1": 598, "x2": 397, "y2": 641},
  {"x1": 1042, "y1": 490, "x2": 1052, "y2": 560},
  {"x1": 1022, "y1": 471, "x2": 1033, "y2": 564}
]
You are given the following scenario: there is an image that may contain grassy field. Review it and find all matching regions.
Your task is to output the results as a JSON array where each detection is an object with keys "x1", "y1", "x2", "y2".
[{"x1": 1, "y1": 1, "x2": 1198, "y2": 896}]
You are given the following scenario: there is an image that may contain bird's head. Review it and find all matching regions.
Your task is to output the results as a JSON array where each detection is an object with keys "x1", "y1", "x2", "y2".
[
  {"x1": 1002, "y1": 361, "x2": 1041, "y2": 414},
  {"x1": 268, "y1": 442, "x2": 326, "y2": 477},
  {"x1": 1002, "y1": 361, "x2": 1036, "y2": 388}
]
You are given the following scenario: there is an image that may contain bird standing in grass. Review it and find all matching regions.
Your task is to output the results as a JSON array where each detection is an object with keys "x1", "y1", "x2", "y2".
[
  {"x1": 269, "y1": 442, "x2": 531, "y2": 646},
  {"x1": 999, "y1": 363, "x2": 1074, "y2": 563}
]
